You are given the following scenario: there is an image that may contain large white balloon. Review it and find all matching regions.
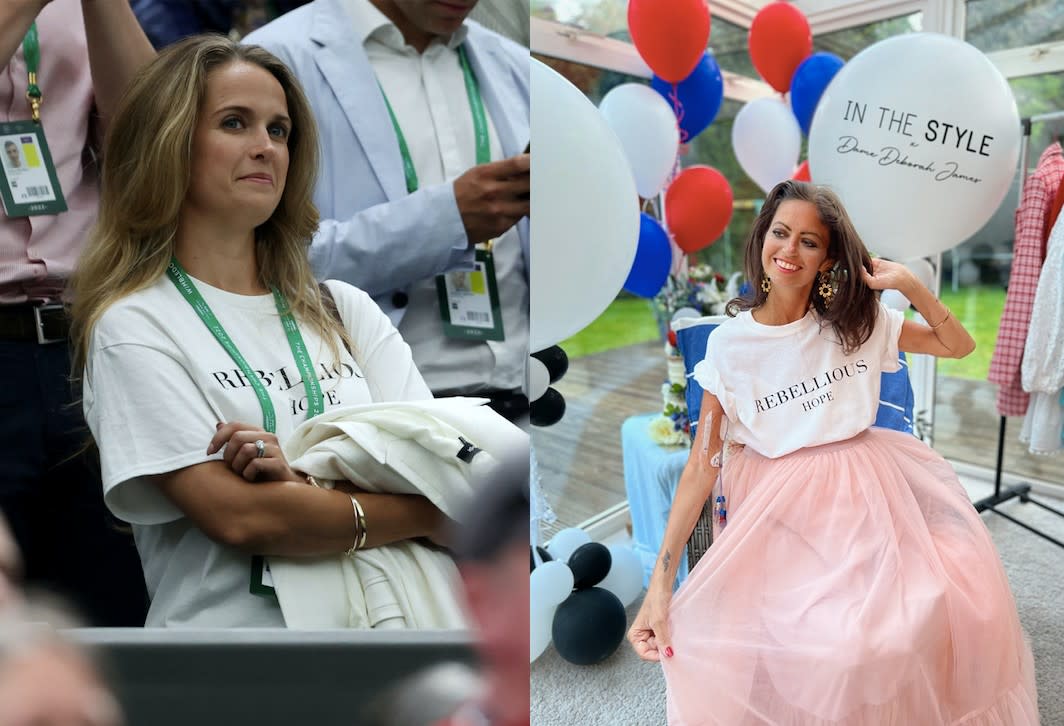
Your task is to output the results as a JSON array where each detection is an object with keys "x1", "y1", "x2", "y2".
[
  {"x1": 599, "y1": 84, "x2": 680, "y2": 198},
  {"x1": 808, "y1": 33, "x2": 1020, "y2": 260},
  {"x1": 597, "y1": 545, "x2": 644, "y2": 607},
  {"x1": 732, "y1": 97, "x2": 802, "y2": 194},
  {"x1": 531, "y1": 60, "x2": 641, "y2": 352}
]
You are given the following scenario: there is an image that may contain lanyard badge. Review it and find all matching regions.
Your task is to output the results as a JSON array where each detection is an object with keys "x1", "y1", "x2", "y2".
[
  {"x1": 435, "y1": 243, "x2": 504, "y2": 341},
  {"x1": 380, "y1": 46, "x2": 504, "y2": 341},
  {"x1": 166, "y1": 259, "x2": 325, "y2": 599},
  {"x1": 0, "y1": 23, "x2": 67, "y2": 218}
]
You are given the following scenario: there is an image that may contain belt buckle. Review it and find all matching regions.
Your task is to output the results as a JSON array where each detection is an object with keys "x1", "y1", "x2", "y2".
[{"x1": 33, "y1": 303, "x2": 64, "y2": 345}]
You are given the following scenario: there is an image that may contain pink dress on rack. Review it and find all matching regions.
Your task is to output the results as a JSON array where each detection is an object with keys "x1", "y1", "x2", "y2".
[{"x1": 662, "y1": 304, "x2": 1039, "y2": 726}]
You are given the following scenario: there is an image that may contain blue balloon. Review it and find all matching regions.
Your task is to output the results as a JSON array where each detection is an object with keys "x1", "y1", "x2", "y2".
[
  {"x1": 790, "y1": 52, "x2": 845, "y2": 136},
  {"x1": 623, "y1": 213, "x2": 672, "y2": 298},
  {"x1": 651, "y1": 52, "x2": 724, "y2": 142}
]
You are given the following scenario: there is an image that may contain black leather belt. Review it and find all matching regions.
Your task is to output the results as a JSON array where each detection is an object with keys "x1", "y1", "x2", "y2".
[
  {"x1": 0, "y1": 303, "x2": 69, "y2": 344},
  {"x1": 438, "y1": 388, "x2": 530, "y2": 422}
]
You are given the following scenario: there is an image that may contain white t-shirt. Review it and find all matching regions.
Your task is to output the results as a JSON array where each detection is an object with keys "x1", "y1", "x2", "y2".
[
  {"x1": 693, "y1": 303, "x2": 905, "y2": 459},
  {"x1": 83, "y1": 276, "x2": 431, "y2": 627}
]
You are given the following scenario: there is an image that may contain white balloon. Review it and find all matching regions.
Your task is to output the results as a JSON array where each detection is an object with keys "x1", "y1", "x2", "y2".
[
  {"x1": 671, "y1": 306, "x2": 701, "y2": 322},
  {"x1": 545, "y1": 527, "x2": 591, "y2": 563},
  {"x1": 599, "y1": 84, "x2": 680, "y2": 199},
  {"x1": 808, "y1": 33, "x2": 1020, "y2": 260},
  {"x1": 732, "y1": 97, "x2": 802, "y2": 194},
  {"x1": 904, "y1": 258, "x2": 937, "y2": 290},
  {"x1": 530, "y1": 560, "x2": 574, "y2": 607},
  {"x1": 597, "y1": 545, "x2": 644, "y2": 607},
  {"x1": 881, "y1": 289, "x2": 911, "y2": 312},
  {"x1": 958, "y1": 260, "x2": 981, "y2": 286},
  {"x1": 530, "y1": 59, "x2": 641, "y2": 352},
  {"x1": 530, "y1": 604, "x2": 554, "y2": 662},
  {"x1": 526, "y1": 356, "x2": 550, "y2": 402}
]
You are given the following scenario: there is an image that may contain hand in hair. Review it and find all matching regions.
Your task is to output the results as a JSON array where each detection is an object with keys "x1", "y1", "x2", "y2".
[
  {"x1": 860, "y1": 258, "x2": 919, "y2": 294},
  {"x1": 207, "y1": 422, "x2": 304, "y2": 485},
  {"x1": 454, "y1": 153, "x2": 530, "y2": 247}
]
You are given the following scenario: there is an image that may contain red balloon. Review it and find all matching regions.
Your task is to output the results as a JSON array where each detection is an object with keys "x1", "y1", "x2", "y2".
[
  {"x1": 665, "y1": 166, "x2": 733, "y2": 254},
  {"x1": 749, "y1": 2, "x2": 812, "y2": 93},
  {"x1": 792, "y1": 160, "x2": 811, "y2": 181},
  {"x1": 628, "y1": 0, "x2": 710, "y2": 83}
]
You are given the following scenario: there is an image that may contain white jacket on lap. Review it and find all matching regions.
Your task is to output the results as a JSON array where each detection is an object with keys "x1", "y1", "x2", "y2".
[{"x1": 271, "y1": 397, "x2": 529, "y2": 629}]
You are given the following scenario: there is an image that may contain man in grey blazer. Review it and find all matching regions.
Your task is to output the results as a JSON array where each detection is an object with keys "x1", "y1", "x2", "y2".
[{"x1": 245, "y1": 0, "x2": 530, "y2": 421}]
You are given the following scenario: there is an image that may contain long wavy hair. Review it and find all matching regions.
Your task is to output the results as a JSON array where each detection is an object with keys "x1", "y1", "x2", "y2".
[
  {"x1": 726, "y1": 180, "x2": 878, "y2": 354},
  {"x1": 70, "y1": 35, "x2": 351, "y2": 376}
]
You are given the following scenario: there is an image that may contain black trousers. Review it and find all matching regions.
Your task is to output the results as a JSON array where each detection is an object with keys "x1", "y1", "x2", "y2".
[{"x1": 0, "y1": 340, "x2": 148, "y2": 626}]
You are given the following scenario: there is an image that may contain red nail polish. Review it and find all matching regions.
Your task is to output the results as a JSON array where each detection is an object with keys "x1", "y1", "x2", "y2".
[{"x1": 665, "y1": 647, "x2": 674, "y2": 658}]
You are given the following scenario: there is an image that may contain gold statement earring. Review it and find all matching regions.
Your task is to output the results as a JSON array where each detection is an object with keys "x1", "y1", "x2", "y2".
[
  {"x1": 761, "y1": 274, "x2": 771, "y2": 293},
  {"x1": 818, "y1": 271, "x2": 834, "y2": 306}
]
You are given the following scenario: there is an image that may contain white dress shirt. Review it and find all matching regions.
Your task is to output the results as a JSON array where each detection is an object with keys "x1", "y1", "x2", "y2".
[{"x1": 341, "y1": 0, "x2": 528, "y2": 394}]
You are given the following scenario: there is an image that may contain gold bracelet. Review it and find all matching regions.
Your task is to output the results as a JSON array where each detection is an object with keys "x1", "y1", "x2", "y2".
[
  {"x1": 344, "y1": 495, "x2": 368, "y2": 556},
  {"x1": 929, "y1": 307, "x2": 952, "y2": 329}
]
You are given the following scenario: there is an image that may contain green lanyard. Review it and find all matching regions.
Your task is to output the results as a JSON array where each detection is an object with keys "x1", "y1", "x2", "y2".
[
  {"x1": 22, "y1": 22, "x2": 42, "y2": 122},
  {"x1": 380, "y1": 45, "x2": 490, "y2": 194},
  {"x1": 165, "y1": 259, "x2": 324, "y2": 433}
]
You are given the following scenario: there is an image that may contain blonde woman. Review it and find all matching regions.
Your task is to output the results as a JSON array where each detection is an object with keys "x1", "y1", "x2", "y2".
[{"x1": 70, "y1": 36, "x2": 451, "y2": 627}]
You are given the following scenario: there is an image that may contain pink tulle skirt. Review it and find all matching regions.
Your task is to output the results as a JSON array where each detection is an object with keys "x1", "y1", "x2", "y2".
[{"x1": 663, "y1": 428, "x2": 1039, "y2": 725}]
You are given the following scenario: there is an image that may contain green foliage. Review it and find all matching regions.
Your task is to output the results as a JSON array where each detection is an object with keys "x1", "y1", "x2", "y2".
[
  {"x1": 558, "y1": 296, "x2": 660, "y2": 358},
  {"x1": 965, "y1": 0, "x2": 1063, "y2": 54},
  {"x1": 920, "y1": 286, "x2": 1005, "y2": 381}
]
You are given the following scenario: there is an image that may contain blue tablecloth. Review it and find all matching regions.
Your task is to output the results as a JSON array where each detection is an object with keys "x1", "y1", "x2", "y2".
[{"x1": 621, "y1": 413, "x2": 691, "y2": 589}]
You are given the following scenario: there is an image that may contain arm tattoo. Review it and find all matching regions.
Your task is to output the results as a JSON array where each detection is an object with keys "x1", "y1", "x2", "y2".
[
  {"x1": 700, "y1": 411, "x2": 714, "y2": 453},
  {"x1": 662, "y1": 550, "x2": 672, "y2": 573}
]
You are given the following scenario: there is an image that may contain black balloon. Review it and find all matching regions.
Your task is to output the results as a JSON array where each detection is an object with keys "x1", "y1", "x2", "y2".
[
  {"x1": 532, "y1": 345, "x2": 569, "y2": 384},
  {"x1": 530, "y1": 387, "x2": 566, "y2": 427},
  {"x1": 567, "y1": 542, "x2": 612, "y2": 589},
  {"x1": 527, "y1": 542, "x2": 553, "y2": 570},
  {"x1": 551, "y1": 588, "x2": 627, "y2": 666},
  {"x1": 530, "y1": 545, "x2": 553, "y2": 572}
]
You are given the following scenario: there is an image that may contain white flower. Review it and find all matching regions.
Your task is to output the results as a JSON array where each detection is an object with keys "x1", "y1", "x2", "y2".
[
  {"x1": 688, "y1": 263, "x2": 714, "y2": 282},
  {"x1": 647, "y1": 415, "x2": 689, "y2": 446}
]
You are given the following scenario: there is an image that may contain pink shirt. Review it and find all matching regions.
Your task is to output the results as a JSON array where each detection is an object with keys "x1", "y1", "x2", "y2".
[
  {"x1": 987, "y1": 142, "x2": 1064, "y2": 417},
  {"x1": 0, "y1": 0, "x2": 97, "y2": 303}
]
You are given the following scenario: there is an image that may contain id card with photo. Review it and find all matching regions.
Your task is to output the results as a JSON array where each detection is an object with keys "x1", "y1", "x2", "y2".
[
  {"x1": 435, "y1": 248, "x2": 505, "y2": 341},
  {"x1": 0, "y1": 120, "x2": 67, "y2": 217}
]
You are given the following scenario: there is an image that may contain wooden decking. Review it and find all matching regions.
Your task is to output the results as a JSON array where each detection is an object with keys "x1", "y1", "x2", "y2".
[
  {"x1": 531, "y1": 342, "x2": 1064, "y2": 541},
  {"x1": 531, "y1": 341, "x2": 664, "y2": 540}
]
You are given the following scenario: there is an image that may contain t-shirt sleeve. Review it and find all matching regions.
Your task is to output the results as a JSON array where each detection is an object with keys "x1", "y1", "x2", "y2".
[
  {"x1": 324, "y1": 280, "x2": 433, "y2": 402},
  {"x1": 85, "y1": 337, "x2": 222, "y2": 525},
  {"x1": 878, "y1": 302, "x2": 905, "y2": 373},
  {"x1": 691, "y1": 340, "x2": 738, "y2": 421}
]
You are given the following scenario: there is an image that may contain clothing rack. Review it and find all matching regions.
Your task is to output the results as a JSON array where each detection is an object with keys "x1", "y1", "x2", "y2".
[{"x1": 972, "y1": 110, "x2": 1064, "y2": 550}]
